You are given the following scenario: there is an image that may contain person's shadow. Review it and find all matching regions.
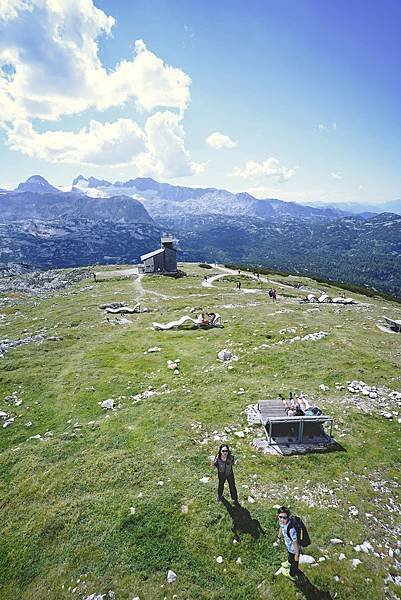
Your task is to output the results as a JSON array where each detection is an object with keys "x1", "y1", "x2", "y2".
[
  {"x1": 296, "y1": 572, "x2": 333, "y2": 599},
  {"x1": 221, "y1": 497, "x2": 265, "y2": 541}
]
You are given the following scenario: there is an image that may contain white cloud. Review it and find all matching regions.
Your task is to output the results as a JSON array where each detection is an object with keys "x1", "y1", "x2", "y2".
[
  {"x1": 140, "y1": 111, "x2": 204, "y2": 177},
  {"x1": 0, "y1": 1, "x2": 191, "y2": 122},
  {"x1": 5, "y1": 112, "x2": 204, "y2": 176},
  {"x1": 206, "y1": 131, "x2": 237, "y2": 149},
  {"x1": 0, "y1": 1, "x2": 203, "y2": 180},
  {"x1": 317, "y1": 122, "x2": 337, "y2": 131},
  {"x1": 6, "y1": 118, "x2": 146, "y2": 165},
  {"x1": 330, "y1": 171, "x2": 343, "y2": 180},
  {"x1": 233, "y1": 157, "x2": 297, "y2": 183}
]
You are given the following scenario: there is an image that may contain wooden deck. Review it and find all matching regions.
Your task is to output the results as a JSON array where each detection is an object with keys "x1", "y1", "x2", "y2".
[
  {"x1": 258, "y1": 399, "x2": 334, "y2": 453},
  {"x1": 384, "y1": 316, "x2": 401, "y2": 333}
]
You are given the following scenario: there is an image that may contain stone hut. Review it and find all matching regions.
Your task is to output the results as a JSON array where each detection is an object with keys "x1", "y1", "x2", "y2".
[{"x1": 140, "y1": 235, "x2": 178, "y2": 274}]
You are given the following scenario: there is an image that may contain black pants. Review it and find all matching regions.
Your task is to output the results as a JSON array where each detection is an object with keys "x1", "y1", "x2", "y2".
[
  {"x1": 288, "y1": 551, "x2": 301, "y2": 577},
  {"x1": 218, "y1": 472, "x2": 238, "y2": 502}
]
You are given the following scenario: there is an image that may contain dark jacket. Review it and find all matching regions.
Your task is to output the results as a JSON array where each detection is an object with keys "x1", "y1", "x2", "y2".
[{"x1": 214, "y1": 455, "x2": 235, "y2": 476}]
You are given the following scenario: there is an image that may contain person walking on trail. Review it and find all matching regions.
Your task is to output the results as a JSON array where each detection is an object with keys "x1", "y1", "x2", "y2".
[
  {"x1": 212, "y1": 444, "x2": 239, "y2": 503},
  {"x1": 276, "y1": 507, "x2": 302, "y2": 580}
]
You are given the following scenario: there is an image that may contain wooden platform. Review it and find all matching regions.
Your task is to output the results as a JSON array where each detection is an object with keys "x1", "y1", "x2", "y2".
[
  {"x1": 384, "y1": 316, "x2": 401, "y2": 333},
  {"x1": 258, "y1": 400, "x2": 334, "y2": 451}
]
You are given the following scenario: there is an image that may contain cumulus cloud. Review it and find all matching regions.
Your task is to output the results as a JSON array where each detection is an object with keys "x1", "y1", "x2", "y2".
[
  {"x1": 140, "y1": 111, "x2": 204, "y2": 177},
  {"x1": 6, "y1": 118, "x2": 146, "y2": 165},
  {"x1": 5, "y1": 112, "x2": 204, "y2": 176},
  {"x1": 233, "y1": 157, "x2": 297, "y2": 183},
  {"x1": 0, "y1": 1, "x2": 191, "y2": 121},
  {"x1": 0, "y1": 0, "x2": 203, "y2": 179},
  {"x1": 206, "y1": 131, "x2": 237, "y2": 149},
  {"x1": 330, "y1": 171, "x2": 343, "y2": 180}
]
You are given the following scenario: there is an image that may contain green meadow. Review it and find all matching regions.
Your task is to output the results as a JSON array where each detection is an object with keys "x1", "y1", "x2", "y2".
[{"x1": 1, "y1": 263, "x2": 400, "y2": 599}]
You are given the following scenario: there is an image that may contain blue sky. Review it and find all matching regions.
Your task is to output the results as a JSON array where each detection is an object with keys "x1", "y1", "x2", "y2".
[{"x1": 1, "y1": 0, "x2": 400, "y2": 203}]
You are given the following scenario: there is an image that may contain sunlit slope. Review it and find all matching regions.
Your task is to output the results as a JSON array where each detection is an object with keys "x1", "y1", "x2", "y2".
[{"x1": 0, "y1": 264, "x2": 400, "y2": 600}]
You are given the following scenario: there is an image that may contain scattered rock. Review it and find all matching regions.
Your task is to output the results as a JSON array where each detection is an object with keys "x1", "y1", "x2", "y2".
[
  {"x1": 299, "y1": 554, "x2": 316, "y2": 564},
  {"x1": 0, "y1": 334, "x2": 45, "y2": 358},
  {"x1": 216, "y1": 556, "x2": 224, "y2": 564},
  {"x1": 99, "y1": 399, "x2": 118, "y2": 410},
  {"x1": 234, "y1": 430, "x2": 245, "y2": 438},
  {"x1": 0, "y1": 267, "x2": 91, "y2": 295},
  {"x1": 217, "y1": 349, "x2": 238, "y2": 362},
  {"x1": 167, "y1": 570, "x2": 177, "y2": 584},
  {"x1": 167, "y1": 359, "x2": 180, "y2": 371},
  {"x1": 244, "y1": 404, "x2": 260, "y2": 425},
  {"x1": 330, "y1": 538, "x2": 344, "y2": 545}
]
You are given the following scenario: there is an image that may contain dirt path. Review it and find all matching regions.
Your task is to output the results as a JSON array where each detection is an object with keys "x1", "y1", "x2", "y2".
[
  {"x1": 205, "y1": 265, "x2": 295, "y2": 290},
  {"x1": 134, "y1": 274, "x2": 171, "y2": 300}
]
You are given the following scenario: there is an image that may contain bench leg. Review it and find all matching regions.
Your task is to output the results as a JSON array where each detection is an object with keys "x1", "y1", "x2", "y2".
[{"x1": 298, "y1": 420, "x2": 304, "y2": 443}]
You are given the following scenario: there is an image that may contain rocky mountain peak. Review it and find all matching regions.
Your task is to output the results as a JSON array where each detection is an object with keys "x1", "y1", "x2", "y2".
[{"x1": 16, "y1": 175, "x2": 61, "y2": 194}]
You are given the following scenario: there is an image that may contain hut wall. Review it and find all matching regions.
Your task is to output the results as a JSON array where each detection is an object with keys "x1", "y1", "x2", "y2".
[{"x1": 164, "y1": 248, "x2": 177, "y2": 272}]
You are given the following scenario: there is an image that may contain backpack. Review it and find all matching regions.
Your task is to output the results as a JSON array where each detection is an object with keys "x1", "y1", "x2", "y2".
[{"x1": 287, "y1": 516, "x2": 311, "y2": 547}]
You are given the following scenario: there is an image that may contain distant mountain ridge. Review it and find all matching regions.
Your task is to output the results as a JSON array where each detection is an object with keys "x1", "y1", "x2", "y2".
[
  {"x1": 0, "y1": 176, "x2": 160, "y2": 269},
  {"x1": 1, "y1": 175, "x2": 401, "y2": 297},
  {"x1": 72, "y1": 175, "x2": 350, "y2": 221},
  {"x1": 1, "y1": 182, "x2": 153, "y2": 225},
  {"x1": 309, "y1": 198, "x2": 401, "y2": 216}
]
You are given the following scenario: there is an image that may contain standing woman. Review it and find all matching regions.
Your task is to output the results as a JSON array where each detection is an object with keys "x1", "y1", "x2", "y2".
[{"x1": 213, "y1": 444, "x2": 239, "y2": 503}]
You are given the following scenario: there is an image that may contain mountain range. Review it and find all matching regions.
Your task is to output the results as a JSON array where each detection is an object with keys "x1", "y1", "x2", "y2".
[
  {"x1": 1, "y1": 175, "x2": 401, "y2": 297},
  {"x1": 72, "y1": 174, "x2": 401, "y2": 217},
  {"x1": 72, "y1": 174, "x2": 350, "y2": 221}
]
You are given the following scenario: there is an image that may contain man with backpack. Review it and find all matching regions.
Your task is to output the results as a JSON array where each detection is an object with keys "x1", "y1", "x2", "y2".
[{"x1": 276, "y1": 506, "x2": 310, "y2": 580}]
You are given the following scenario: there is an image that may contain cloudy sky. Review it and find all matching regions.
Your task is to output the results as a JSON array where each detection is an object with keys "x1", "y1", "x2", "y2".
[{"x1": 1, "y1": 0, "x2": 401, "y2": 203}]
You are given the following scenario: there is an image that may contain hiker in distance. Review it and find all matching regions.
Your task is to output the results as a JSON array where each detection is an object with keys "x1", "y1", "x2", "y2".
[
  {"x1": 275, "y1": 506, "x2": 309, "y2": 580},
  {"x1": 212, "y1": 444, "x2": 239, "y2": 503}
]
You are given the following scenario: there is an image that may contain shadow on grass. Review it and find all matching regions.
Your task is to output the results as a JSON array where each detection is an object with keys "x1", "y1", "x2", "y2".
[
  {"x1": 221, "y1": 497, "x2": 265, "y2": 541},
  {"x1": 296, "y1": 571, "x2": 333, "y2": 600}
]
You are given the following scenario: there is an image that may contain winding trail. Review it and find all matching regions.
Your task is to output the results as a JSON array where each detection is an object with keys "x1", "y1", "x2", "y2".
[
  {"x1": 133, "y1": 274, "x2": 171, "y2": 300},
  {"x1": 202, "y1": 265, "x2": 295, "y2": 290}
]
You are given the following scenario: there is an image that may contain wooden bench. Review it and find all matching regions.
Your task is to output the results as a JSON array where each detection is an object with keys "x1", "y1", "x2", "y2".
[
  {"x1": 258, "y1": 400, "x2": 333, "y2": 446},
  {"x1": 384, "y1": 316, "x2": 401, "y2": 333}
]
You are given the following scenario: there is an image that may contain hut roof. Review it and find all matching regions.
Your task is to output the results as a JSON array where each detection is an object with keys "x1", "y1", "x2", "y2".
[{"x1": 140, "y1": 248, "x2": 165, "y2": 261}]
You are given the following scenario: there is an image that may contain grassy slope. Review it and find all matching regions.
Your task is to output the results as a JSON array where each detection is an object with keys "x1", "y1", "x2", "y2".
[{"x1": 0, "y1": 264, "x2": 401, "y2": 600}]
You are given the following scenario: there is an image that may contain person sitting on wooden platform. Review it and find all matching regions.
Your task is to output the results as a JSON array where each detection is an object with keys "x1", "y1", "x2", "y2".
[{"x1": 283, "y1": 398, "x2": 305, "y2": 417}]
